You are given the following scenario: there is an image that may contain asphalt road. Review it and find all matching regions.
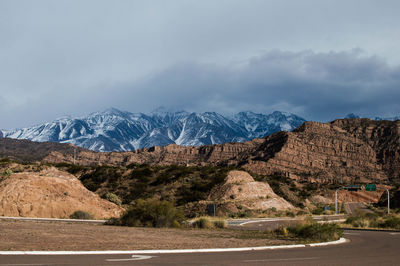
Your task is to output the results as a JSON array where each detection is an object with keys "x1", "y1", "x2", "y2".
[
  {"x1": 1, "y1": 230, "x2": 399, "y2": 265},
  {"x1": 228, "y1": 215, "x2": 347, "y2": 231},
  {"x1": 344, "y1": 202, "x2": 374, "y2": 215}
]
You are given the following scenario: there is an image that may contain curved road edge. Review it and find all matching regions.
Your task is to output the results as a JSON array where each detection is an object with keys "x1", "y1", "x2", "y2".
[{"x1": 0, "y1": 238, "x2": 348, "y2": 255}]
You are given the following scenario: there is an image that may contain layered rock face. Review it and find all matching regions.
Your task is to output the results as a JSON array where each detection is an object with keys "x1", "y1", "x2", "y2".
[
  {"x1": 43, "y1": 121, "x2": 389, "y2": 184},
  {"x1": 44, "y1": 140, "x2": 262, "y2": 167},
  {"x1": 332, "y1": 118, "x2": 400, "y2": 181},
  {"x1": 240, "y1": 122, "x2": 387, "y2": 184}
]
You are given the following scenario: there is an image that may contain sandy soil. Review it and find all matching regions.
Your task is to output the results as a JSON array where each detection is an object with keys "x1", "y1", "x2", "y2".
[
  {"x1": 0, "y1": 167, "x2": 122, "y2": 219},
  {"x1": 0, "y1": 220, "x2": 296, "y2": 251}
]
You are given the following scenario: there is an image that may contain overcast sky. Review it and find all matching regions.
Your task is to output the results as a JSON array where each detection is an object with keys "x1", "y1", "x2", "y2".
[{"x1": 1, "y1": 0, "x2": 400, "y2": 128}]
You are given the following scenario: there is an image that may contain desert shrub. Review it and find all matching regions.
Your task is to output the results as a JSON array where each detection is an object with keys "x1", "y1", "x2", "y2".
[
  {"x1": 213, "y1": 219, "x2": 227, "y2": 229},
  {"x1": 312, "y1": 207, "x2": 324, "y2": 215},
  {"x1": 285, "y1": 211, "x2": 295, "y2": 217},
  {"x1": 70, "y1": 210, "x2": 94, "y2": 220},
  {"x1": 381, "y1": 216, "x2": 400, "y2": 229},
  {"x1": 345, "y1": 212, "x2": 383, "y2": 228},
  {"x1": 118, "y1": 199, "x2": 184, "y2": 228},
  {"x1": 0, "y1": 169, "x2": 13, "y2": 177},
  {"x1": 274, "y1": 226, "x2": 289, "y2": 237},
  {"x1": 296, "y1": 210, "x2": 308, "y2": 216},
  {"x1": 289, "y1": 223, "x2": 343, "y2": 242},
  {"x1": 345, "y1": 215, "x2": 370, "y2": 228},
  {"x1": 103, "y1": 192, "x2": 122, "y2": 205},
  {"x1": 80, "y1": 166, "x2": 122, "y2": 191},
  {"x1": 0, "y1": 158, "x2": 12, "y2": 164},
  {"x1": 192, "y1": 217, "x2": 214, "y2": 229}
]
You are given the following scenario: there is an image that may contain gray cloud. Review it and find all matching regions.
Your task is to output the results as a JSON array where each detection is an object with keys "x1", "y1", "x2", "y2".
[
  {"x1": 1, "y1": 1, "x2": 400, "y2": 128},
  {"x1": 108, "y1": 50, "x2": 400, "y2": 121}
]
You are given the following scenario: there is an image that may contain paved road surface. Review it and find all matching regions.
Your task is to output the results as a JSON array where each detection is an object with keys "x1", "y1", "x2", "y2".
[
  {"x1": 1, "y1": 230, "x2": 399, "y2": 265},
  {"x1": 228, "y1": 215, "x2": 347, "y2": 231},
  {"x1": 344, "y1": 202, "x2": 374, "y2": 215}
]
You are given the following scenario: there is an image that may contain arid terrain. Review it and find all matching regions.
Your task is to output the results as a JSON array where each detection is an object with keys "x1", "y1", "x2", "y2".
[
  {"x1": 0, "y1": 118, "x2": 399, "y2": 220},
  {"x1": 0, "y1": 220, "x2": 296, "y2": 251},
  {"x1": 0, "y1": 166, "x2": 122, "y2": 219}
]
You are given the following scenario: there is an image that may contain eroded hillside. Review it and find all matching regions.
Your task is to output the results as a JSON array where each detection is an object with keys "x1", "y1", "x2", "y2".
[{"x1": 0, "y1": 166, "x2": 122, "y2": 219}]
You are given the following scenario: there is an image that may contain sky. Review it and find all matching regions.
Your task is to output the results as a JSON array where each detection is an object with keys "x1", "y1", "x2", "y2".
[{"x1": 1, "y1": 0, "x2": 400, "y2": 129}]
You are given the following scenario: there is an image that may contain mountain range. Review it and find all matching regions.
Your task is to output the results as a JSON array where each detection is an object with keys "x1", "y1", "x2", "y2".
[{"x1": 0, "y1": 108, "x2": 306, "y2": 152}]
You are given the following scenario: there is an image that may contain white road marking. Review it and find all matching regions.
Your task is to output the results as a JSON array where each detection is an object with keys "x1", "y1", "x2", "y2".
[
  {"x1": 106, "y1": 255, "x2": 155, "y2": 262},
  {"x1": 244, "y1": 257, "x2": 319, "y2": 262},
  {"x1": 0, "y1": 238, "x2": 348, "y2": 255},
  {"x1": 390, "y1": 233, "x2": 400, "y2": 235}
]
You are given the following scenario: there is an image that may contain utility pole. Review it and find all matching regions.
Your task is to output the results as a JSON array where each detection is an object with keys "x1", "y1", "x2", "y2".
[{"x1": 376, "y1": 186, "x2": 390, "y2": 214}]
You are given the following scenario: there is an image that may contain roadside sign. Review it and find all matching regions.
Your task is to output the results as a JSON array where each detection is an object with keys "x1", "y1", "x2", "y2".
[{"x1": 365, "y1": 184, "x2": 377, "y2": 191}]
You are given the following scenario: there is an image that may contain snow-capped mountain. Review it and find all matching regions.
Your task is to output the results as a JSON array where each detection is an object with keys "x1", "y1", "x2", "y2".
[{"x1": 2, "y1": 108, "x2": 306, "y2": 152}]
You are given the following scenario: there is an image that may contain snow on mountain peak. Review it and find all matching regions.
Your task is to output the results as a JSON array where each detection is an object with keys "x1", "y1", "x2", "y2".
[{"x1": 3, "y1": 108, "x2": 307, "y2": 152}]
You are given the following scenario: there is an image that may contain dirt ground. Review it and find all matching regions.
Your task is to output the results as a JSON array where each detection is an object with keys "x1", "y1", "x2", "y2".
[{"x1": 0, "y1": 220, "x2": 296, "y2": 251}]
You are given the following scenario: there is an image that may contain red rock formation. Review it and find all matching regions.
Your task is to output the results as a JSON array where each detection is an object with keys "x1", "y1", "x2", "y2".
[
  {"x1": 240, "y1": 122, "x2": 387, "y2": 184},
  {"x1": 42, "y1": 121, "x2": 390, "y2": 185},
  {"x1": 332, "y1": 118, "x2": 400, "y2": 181}
]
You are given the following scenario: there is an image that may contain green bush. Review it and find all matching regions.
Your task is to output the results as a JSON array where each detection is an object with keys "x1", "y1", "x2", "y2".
[
  {"x1": 69, "y1": 210, "x2": 94, "y2": 220},
  {"x1": 103, "y1": 192, "x2": 122, "y2": 205},
  {"x1": 381, "y1": 216, "x2": 400, "y2": 229},
  {"x1": 289, "y1": 223, "x2": 343, "y2": 242},
  {"x1": 344, "y1": 213, "x2": 400, "y2": 229},
  {"x1": 118, "y1": 199, "x2": 184, "y2": 228},
  {"x1": 1, "y1": 169, "x2": 13, "y2": 177}
]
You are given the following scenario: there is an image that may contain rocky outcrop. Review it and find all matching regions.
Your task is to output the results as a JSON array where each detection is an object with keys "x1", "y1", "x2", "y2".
[
  {"x1": 0, "y1": 167, "x2": 123, "y2": 219},
  {"x1": 332, "y1": 118, "x2": 400, "y2": 181},
  {"x1": 0, "y1": 130, "x2": 3, "y2": 138},
  {"x1": 4, "y1": 119, "x2": 396, "y2": 184},
  {"x1": 42, "y1": 121, "x2": 389, "y2": 184},
  {"x1": 44, "y1": 140, "x2": 262, "y2": 167},
  {"x1": 208, "y1": 170, "x2": 293, "y2": 211},
  {"x1": 240, "y1": 122, "x2": 387, "y2": 184}
]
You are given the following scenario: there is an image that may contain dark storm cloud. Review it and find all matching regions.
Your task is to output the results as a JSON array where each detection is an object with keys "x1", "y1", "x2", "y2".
[
  {"x1": 1, "y1": 1, "x2": 400, "y2": 128},
  {"x1": 110, "y1": 50, "x2": 400, "y2": 121}
]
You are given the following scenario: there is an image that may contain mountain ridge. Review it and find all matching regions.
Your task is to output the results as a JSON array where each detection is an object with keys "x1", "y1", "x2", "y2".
[{"x1": 2, "y1": 108, "x2": 306, "y2": 152}]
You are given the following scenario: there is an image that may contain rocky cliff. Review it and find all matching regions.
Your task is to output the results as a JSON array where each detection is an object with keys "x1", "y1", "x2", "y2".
[
  {"x1": 331, "y1": 118, "x2": 400, "y2": 181},
  {"x1": 239, "y1": 122, "x2": 387, "y2": 184},
  {"x1": 42, "y1": 121, "x2": 390, "y2": 184}
]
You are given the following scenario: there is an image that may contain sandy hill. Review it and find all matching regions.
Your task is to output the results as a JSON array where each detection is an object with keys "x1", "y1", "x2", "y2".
[
  {"x1": 0, "y1": 167, "x2": 123, "y2": 219},
  {"x1": 208, "y1": 170, "x2": 293, "y2": 211}
]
